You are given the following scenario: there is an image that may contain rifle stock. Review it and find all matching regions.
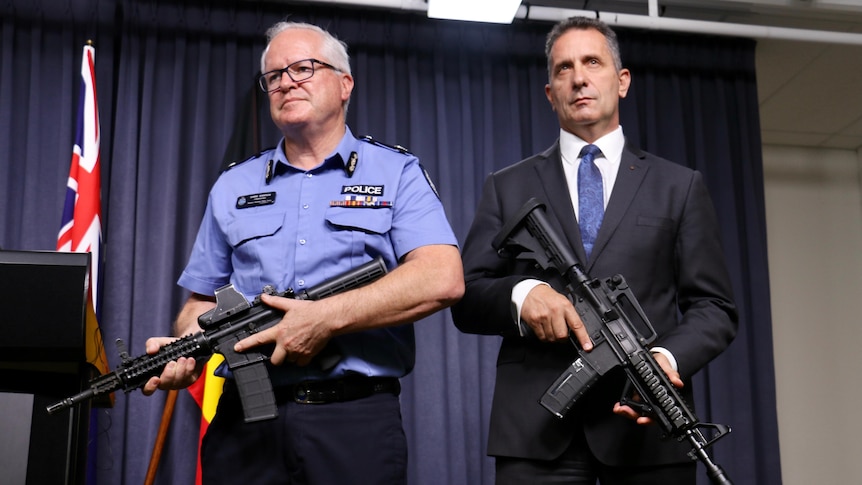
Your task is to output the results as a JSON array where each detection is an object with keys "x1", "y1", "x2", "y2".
[
  {"x1": 493, "y1": 198, "x2": 733, "y2": 485},
  {"x1": 47, "y1": 257, "x2": 388, "y2": 422}
]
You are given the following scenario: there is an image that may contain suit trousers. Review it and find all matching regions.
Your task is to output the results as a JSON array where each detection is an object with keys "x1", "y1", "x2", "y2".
[{"x1": 494, "y1": 425, "x2": 696, "y2": 485}]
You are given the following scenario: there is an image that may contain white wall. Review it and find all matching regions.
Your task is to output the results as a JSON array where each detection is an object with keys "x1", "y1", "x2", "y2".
[{"x1": 763, "y1": 145, "x2": 862, "y2": 485}]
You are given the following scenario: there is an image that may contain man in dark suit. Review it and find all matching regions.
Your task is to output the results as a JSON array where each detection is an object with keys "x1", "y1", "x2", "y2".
[{"x1": 451, "y1": 16, "x2": 737, "y2": 484}]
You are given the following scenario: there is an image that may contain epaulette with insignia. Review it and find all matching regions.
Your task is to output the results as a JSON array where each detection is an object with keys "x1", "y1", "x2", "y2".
[
  {"x1": 220, "y1": 146, "x2": 276, "y2": 173},
  {"x1": 360, "y1": 135, "x2": 412, "y2": 155}
]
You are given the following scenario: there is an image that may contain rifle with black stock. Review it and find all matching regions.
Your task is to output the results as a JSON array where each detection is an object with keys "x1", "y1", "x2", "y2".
[
  {"x1": 47, "y1": 256, "x2": 388, "y2": 423},
  {"x1": 492, "y1": 198, "x2": 733, "y2": 485}
]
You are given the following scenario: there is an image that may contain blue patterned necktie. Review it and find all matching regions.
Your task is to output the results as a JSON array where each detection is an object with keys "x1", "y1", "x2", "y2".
[{"x1": 578, "y1": 144, "x2": 604, "y2": 259}]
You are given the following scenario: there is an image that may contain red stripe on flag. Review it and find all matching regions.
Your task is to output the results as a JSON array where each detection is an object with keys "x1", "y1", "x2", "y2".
[{"x1": 187, "y1": 355, "x2": 225, "y2": 485}]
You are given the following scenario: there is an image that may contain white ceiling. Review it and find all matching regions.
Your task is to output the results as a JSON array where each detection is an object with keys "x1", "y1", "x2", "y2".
[{"x1": 295, "y1": 0, "x2": 862, "y2": 151}]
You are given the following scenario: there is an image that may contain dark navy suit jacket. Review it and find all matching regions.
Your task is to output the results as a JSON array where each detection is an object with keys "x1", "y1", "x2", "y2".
[{"x1": 452, "y1": 140, "x2": 738, "y2": 466}]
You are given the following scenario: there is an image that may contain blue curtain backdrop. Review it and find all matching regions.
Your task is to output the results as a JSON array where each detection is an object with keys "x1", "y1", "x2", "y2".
[{"x1": 0, "y1": 1, "x2": 780, "y2": 484}]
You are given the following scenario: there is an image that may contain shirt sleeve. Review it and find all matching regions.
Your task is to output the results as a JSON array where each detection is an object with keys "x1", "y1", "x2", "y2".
[
  {"x1": 387, "y1": 157, "x2": 458, "y2": 258},
  {"x1": 511, "y1": 279, "x2": 549, "y2": 337},
  {"x1": 177, "y1": 192, "x2": 233, "y2": 295}
]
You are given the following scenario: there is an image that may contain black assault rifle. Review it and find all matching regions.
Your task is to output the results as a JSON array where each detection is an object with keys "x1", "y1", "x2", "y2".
[
  {"x1": 492, "y1": 198, "x2": 733, "y2": 485},
  {"x1": 47, "y1": 257, "x2": 387, "y2": 423}
]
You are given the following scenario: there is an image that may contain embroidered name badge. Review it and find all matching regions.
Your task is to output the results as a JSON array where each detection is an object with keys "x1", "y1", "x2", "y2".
[
  {"x1": 236, "y1": 192, "x2": 276, "y2": 209},
  {"x1": 330, "y1": 195, "x2": 393, "y2": 208},
  {"x1": 341, "y1": 184, "x2": 384, "y2": 196}
]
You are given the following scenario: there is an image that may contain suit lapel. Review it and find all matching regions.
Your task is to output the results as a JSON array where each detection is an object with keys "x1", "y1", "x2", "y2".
[
  {"x1": 532, "y1": 142, "x2": 589, "y2": 264},
  {"x1": 588, "y1": 142, "x2": 649, "y2": 270}
]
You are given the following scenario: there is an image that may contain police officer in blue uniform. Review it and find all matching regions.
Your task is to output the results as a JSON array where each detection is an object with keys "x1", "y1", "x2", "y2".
[{"x1": 143, "y1": 21, "x2": 464, "y2": 485}]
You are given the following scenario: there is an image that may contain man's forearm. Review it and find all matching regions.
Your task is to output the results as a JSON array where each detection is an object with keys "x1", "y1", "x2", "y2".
[
  {"x1": 325, "y1": 244, "x2": 463, "y2": 336},
  {"x1": 173, "y1": 293, "x2": 216, "y2": 337}
]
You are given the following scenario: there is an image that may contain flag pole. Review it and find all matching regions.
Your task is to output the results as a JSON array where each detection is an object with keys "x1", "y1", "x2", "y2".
[
  {"x1": 144, "y1": 389, "x2": 178, "y2": 485},
  {"x1": 59, "y1": 39, "x2": 110, "y2": 485}
]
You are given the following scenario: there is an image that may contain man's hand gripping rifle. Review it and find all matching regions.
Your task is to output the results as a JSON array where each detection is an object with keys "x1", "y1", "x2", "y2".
[
  {"x1": 492, "y1": 198, "x2": 733, "y2": 485},
  {"x1": 47, "y1": 257, "x2": 387, "y2": 423}
]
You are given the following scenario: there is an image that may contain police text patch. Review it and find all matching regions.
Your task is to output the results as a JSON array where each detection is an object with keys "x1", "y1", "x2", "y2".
[
  {"x1": 236, "y1": 192, "x2": 276, "y2": 209},
  {"x1": 341, "y1": 185, "x2": 384, "y2": 196}
]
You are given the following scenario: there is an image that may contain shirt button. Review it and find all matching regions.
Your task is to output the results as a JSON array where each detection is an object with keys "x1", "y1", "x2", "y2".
[
  {"x1": 306, "y1": 173, "x2": 313, "y2": 178},
  {"x1": 303, "y1": 204, "x2": 309, "y2": 209},
  {"x1": 298, "y1": 279, "x2": 305, "y2": 286},
  {"x1": 299, "y1": 239, "x2": 307, "y2": 245}
]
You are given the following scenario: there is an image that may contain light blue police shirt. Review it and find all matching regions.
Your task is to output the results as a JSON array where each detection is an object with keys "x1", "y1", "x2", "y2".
[{"x1": 178, "y1": 126, "x2": 458, "y2": 385}]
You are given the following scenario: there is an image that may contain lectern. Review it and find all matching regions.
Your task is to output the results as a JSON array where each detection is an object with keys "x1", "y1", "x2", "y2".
[{"x1": 0, "y1": 250, "x2": 98, "y2": 485}]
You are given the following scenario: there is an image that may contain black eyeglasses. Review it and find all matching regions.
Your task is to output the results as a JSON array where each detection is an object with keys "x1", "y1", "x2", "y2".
[{"x1": 257, "y1": 58, "x2": 341, "y2": 93}]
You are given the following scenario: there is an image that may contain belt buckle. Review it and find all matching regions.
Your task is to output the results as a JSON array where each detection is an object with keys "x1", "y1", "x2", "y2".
[{"x1": 293, "y1": 382, "x2": 327, "y2": 404}]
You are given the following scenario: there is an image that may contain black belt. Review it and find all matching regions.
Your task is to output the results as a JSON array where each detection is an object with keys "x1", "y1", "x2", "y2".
[{"x1": 275, "y1": 376, "x2": 401, "y2": 404}]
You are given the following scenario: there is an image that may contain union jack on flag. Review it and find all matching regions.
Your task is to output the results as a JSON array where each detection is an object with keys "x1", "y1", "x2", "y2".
[{"x1": 57, "y1": 43, "x2": 102, "y2": 313}]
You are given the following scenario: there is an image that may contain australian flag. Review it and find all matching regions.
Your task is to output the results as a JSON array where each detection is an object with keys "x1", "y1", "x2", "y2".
[{"x1": 57, "y1": 43, "x2": 102, "y2": 314}]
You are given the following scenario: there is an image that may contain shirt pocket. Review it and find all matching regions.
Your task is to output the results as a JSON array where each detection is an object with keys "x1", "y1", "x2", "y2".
[
  {"x1": 224, "y1": 213, "x2": 286, "y2": 292},
  {"x1": 325, "y1": 206, "x2": 393, "y2": 234},
  {"x1": 325, "y1": 207, "x2": 394, "y2": 261},
  {"x1": 226, "y1": 212, "x2": 284, "y2": 247}
]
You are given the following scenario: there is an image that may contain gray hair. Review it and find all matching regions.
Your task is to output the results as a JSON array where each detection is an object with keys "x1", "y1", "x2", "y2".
[
  {"x1": 260, "y1": 22, "x2": 352, "y2": 112},
  {"x1": 545, "y1": 16, "x2": 623, "y2": 79},
  {"x1": 260, "y1": 22, "x2": 352, "y2": 76}
]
